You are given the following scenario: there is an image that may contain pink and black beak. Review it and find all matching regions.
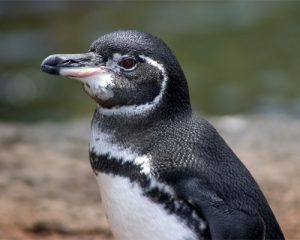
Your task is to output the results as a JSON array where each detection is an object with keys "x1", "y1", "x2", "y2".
[
  {"x1": 41, "y1": 52, "x2": 105, "y2": 78},
  {"x1": 41, "y1": 52, "x2": 115, "y2": 105}
]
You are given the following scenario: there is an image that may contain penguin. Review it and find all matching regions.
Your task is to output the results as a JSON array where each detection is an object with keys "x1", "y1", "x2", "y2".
[{"x1": 41, "y1": 30, "x2": 284, "y2": 240}]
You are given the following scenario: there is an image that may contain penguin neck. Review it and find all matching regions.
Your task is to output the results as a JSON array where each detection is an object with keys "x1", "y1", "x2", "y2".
[
  {"x1": 92, "y1": 100, "x2": 192, "y2": 138},
  {"x1": 93, "y1": 73, "x2": 192, "y2": 136}
]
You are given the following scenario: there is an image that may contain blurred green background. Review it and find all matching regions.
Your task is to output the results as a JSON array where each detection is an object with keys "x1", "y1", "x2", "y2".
[{"x1": 0, "y1": 1, "x2": 300, "y2": 122}]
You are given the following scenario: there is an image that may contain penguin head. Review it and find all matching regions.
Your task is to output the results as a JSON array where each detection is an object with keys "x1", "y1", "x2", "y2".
[{"x1": 41, "y1": 30, "x2": 191, "y2": 116}]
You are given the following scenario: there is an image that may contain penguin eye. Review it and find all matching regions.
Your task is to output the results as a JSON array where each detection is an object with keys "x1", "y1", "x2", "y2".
[{"x1": 118, "y1": 58, "x2": 137, "y2": 70}]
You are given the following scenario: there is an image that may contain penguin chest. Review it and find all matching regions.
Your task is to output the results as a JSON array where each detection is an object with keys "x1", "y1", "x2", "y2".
[{"x1": 96, "y1": 173, "x2": 198, "y2": 240}]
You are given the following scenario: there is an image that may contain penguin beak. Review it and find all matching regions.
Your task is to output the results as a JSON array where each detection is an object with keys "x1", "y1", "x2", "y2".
[
  {"x1": 41, "y1": 52, "x2": 106, "y2": 79},
  {"x1": 41, "y1": 52, "x2": 115, "y2": 103}
]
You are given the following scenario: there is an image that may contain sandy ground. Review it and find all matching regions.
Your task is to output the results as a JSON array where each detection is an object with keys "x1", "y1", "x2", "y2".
[{"x1": 0, "y1": 115, "x2": 299, "y2": 239}]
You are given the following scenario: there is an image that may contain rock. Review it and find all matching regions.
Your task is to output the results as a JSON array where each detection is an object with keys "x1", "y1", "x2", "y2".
[{"x1": 0, "y1": 115, "x2": 299, "y2": 239}]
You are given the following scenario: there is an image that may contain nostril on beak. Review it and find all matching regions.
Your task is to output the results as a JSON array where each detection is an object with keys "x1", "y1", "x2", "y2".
[{"x1": 60, "y1": 60, "x2": 70, "y2": 66}]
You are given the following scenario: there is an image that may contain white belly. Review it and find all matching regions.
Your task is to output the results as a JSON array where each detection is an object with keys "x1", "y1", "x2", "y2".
[{"x1": 96, "y1": 173, "x2": 197, "y2": 240}]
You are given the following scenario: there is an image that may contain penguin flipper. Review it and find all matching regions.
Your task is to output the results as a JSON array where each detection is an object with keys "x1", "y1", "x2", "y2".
[{"x1": 174, "y1": 177, "x2": 266, "y2": 240}]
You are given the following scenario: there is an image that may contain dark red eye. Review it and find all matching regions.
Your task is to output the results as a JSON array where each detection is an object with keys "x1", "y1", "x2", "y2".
[{"x1": 118, "y1": 58, "x2": 137, "y2": 70}]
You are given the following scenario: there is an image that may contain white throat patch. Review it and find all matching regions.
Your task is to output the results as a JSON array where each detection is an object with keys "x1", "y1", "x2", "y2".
[
  {"x1": 82, "y1": 72, "x2": 114, "y2": 100},
  {"x1": 59, "y1": 67, "x2": 115, "y2": 100},
  {"x1": 98, "y1": 55, "x2": 168, "y2": 116}
]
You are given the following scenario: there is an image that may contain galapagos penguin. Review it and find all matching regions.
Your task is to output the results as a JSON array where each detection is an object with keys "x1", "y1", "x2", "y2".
[{"x1": 41, "y1": 30, "x2": 284, "y2": 240}]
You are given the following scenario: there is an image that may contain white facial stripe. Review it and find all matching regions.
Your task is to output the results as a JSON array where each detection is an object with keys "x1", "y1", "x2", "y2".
[
  {"x1": 98, "y1": 55, "x2": 168, "y2": 116},
  {"x1": 105, "y1": 53, "x2": 122, "y2": 73},
  {"x1": 112, "y1": 53, "x2": 122, "y2": 61}
]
